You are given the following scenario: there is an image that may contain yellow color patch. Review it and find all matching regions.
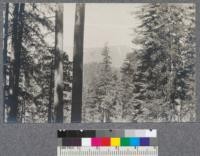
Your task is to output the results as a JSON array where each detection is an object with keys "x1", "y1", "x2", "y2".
[{"x1": 111, "y1": 138, "x2": 120, "y2": 146}]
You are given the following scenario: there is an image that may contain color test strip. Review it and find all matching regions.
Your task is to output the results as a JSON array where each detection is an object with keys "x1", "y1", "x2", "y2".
[
  {"x1": 63, "y1": 137, "x2": 153, "y2": 146},
  {"x1": 57, "y1": 129, "x2": 157, "y2": 138},
  {"x1": 57, "y1": 130, "x2": 158, "y2": 156}
]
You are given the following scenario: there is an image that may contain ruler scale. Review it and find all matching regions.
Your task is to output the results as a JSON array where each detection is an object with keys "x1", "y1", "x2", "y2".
[{"x1": 57, "y1": 146, "x2": 158, "y2": 156}]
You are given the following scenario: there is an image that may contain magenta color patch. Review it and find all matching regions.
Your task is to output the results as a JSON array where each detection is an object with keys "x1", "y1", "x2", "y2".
[{"x1": 91, "y1": 138, "x2": 102, "y2": 146}]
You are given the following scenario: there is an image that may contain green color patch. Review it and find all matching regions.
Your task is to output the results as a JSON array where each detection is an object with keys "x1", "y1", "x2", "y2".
[{"x1": 120, "y1": 138, "x2": 130, "y2": 146}]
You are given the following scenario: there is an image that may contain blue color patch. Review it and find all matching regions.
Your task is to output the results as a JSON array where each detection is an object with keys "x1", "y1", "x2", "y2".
[
  {"x1": 140, "y1": 137, "x2": 150, "y2": 146},
  {"x1": 130, "y1": 138, "x2": 140, "y2": 146}
]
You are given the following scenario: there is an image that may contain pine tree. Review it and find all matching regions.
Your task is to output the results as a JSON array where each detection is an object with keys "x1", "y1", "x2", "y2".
[{"x1": 96, "y1": 44, "x2": 113, "y2": 122}]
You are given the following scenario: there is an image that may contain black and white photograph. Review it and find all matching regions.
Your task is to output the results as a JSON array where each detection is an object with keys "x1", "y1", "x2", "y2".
[{"x1": 3, "y1": 3, "x2": 196, "y2": 123}]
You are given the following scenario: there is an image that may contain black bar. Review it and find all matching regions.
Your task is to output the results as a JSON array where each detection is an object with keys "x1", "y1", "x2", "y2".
[{"x1": 57, "y1": 130, "x2": 96, "y2": 138}]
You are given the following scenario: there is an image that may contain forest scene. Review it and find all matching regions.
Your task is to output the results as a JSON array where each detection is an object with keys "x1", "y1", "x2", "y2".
[{"x1": 3, "y1": 3, "x2": 195, "y2": 123}]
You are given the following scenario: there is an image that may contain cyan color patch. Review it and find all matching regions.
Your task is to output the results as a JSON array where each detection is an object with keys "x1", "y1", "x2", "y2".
[{"x1": 130, "y1": 138, "x2": 140, "y2": 146}]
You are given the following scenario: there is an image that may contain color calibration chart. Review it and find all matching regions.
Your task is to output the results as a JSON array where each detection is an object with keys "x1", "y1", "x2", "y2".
[{"x1": 57, "y1": 129, "x2": 158, "y2": 156}]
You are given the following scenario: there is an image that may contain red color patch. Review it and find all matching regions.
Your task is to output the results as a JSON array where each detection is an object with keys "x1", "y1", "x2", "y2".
[{"x1": 101, "y1": 137, "x2": 110, "y2": 146}]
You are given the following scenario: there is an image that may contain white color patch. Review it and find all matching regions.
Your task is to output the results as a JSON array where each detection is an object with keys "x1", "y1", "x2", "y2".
[{"x1": 81, "y1": 138, "x2": 91, "y2": 146}]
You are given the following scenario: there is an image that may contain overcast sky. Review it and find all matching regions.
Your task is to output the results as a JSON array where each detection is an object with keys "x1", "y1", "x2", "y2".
[{"x1": 63, "y1": 3, "x2": 143, "y2": 60}]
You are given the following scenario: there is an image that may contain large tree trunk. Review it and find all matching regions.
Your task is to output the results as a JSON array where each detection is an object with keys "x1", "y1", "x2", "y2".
[
  {"x1": 71, "y1": 3, "x2": 85, "y2": 123},
  {"x1": 16, "y1": 3, "x2": 25, "y2": 123},
  {"x1": 48, "y1": 50, "x2": 54, "y2": 123},
  {"x1": 4, "y1": 3, "x2": 9, "y2": 122},
  {"x1": 7, "y1": 3, "x2": 25, "y2": 123},
  {"x1": 7, "y1": 3, "x2": 19, "y2": 123},
  {"x1": 53, "y1": 4, "x2": 64, "y2": 123}
]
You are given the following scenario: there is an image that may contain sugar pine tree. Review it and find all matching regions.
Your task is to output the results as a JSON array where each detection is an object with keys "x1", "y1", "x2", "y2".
[
  {"x1": 96, "y1": 44, "x2": 113, "y2": 122},
  {"x1": 83, "y1": 45, "x2": 114, "y2": 122}
]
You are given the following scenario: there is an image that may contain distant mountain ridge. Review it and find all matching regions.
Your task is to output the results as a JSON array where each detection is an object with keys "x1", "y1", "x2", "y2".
[{"x1": 66, "y1": 45, "x2": 132, "y2": 68}]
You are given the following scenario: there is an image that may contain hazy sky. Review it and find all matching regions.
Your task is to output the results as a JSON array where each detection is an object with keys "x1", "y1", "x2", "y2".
[{"x1": 63, "y1": 3, "x2": 143, "y2": 59}]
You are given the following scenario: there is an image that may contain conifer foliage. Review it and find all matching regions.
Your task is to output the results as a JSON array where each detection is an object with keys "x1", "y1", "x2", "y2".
[
  {"x1": 82, "y1": 3, "x2": 195, "y2": 122},
  {"x1": 4, "y1": 3, "x2": 72, "y2": 123}
]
